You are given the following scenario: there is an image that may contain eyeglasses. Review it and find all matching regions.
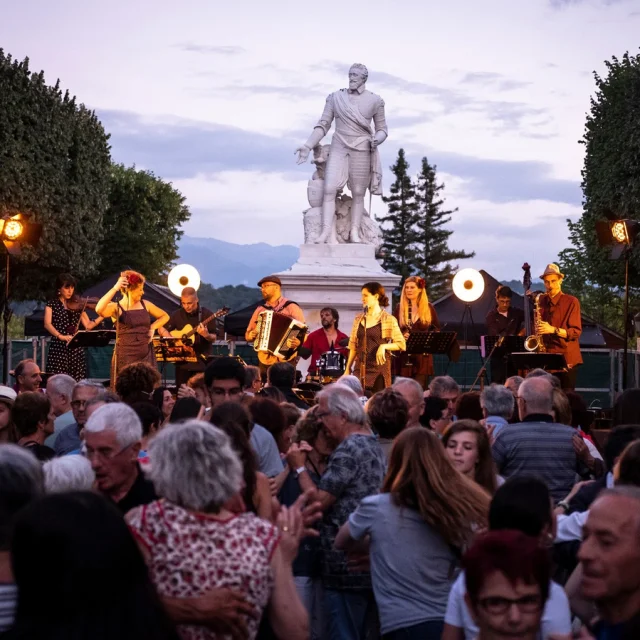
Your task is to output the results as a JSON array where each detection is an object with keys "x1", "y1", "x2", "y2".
[
  {"x1": 71, "y1": 400, "x2": 88, "y2": 408},
  {"x1": 477, "y1": 594, "x2": 542, "y2": 615},
  {"x1": 83, "y1": 443, "x2": 132, "y2": 463},
  {"x1": 210, "y1": 387, "x2": 243, "y2": 398}
]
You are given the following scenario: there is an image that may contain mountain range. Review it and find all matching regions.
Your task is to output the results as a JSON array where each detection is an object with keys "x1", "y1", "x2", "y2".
[{"x1": 177, "y1": 236, "x2": 300, "y2": 287}]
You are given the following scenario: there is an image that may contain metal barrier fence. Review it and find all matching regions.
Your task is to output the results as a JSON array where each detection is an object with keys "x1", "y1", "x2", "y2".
[{"x1": 6, "y1": 338, "x2": 637, "y2": 409}]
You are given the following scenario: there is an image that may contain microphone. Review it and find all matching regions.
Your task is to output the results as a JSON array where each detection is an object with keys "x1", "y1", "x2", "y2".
[{"x1": 363, "y1": 305, "x2": 368, "y2": 313}]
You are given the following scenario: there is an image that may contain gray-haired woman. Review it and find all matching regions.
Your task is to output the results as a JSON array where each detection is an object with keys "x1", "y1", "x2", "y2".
[{"x1": 127, "y1": 420, "x2": 309, "y2": 640}]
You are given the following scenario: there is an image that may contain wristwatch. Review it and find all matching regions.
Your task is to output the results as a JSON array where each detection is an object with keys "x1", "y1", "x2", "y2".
[
  {"x1": 557, "y1": 500, "x2": 570, "y2": 513},
  {"x1": 295, "y1": 466, "x2": 306, "y2": 476}
]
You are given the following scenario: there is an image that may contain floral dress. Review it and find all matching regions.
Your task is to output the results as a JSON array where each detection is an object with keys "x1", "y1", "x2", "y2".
[
  {"x1": 128, "y1": 500, "x2": 280, "y2": 640},
  {"x1": 45, "y1": 299, "x2": 87, "y2": 380}
]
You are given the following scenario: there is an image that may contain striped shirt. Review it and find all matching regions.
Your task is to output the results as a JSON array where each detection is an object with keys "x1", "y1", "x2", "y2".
[
  {"x1": 0, "y1": 583, "x2": 16, "y2": 632},
  {"x1": 492, "y1": 415, "x2": 586, "y2": 502}
]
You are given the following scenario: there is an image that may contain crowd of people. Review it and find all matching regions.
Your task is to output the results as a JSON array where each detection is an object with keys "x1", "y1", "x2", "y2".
[{"x1": 0, "y1": 356, "x2": 639, "y2": 639}]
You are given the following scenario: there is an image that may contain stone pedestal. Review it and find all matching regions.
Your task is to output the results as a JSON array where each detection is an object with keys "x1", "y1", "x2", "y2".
[{"x1": 276, "y1": 244, "x2": 401, "y2": 377}]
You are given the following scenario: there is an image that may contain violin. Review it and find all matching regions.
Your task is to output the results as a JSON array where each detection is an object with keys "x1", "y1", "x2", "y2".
[{"x1": 65, "y1": 296, "x2": 99, "y2": 312}]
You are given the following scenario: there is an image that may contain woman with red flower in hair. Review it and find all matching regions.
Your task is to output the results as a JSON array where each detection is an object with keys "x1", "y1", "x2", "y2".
[
  {"x1": 393, "y1": 276, "x2": 440, "y2": 388},
  {"x1": 95, "y1": 270, "x2": 169, "y2": 382}
]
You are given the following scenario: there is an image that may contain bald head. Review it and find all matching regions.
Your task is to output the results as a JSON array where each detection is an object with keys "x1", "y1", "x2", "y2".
[
  {"x1": 517, "y1": 377, "x2": 553, "y2": 419},
  {"x1": 392, "y1": 377, "x2": 425, "y2": 427}
]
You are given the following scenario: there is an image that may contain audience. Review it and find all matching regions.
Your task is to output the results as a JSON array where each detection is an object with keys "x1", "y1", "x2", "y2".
[
  {"x1": 151, "y1": 386, "x2": 175, "y2": 425},
  {"x1": 428, "y1": 376, "x2": 460, "y2": 420},
  {"x1": 8, "y1": 491, "x2": 180, "y2": 640},
  {"x1": 0, "y1": 386, "x2": 17, "y2": 444},
  {"x1": 492, "y1": 377, "x2": 590, "y2": 501},
  {"x1": 462, "y1": 530, "x2": 551, "y2": 640},
  {"x1": 578, "y1": 486, "x2": 640, "y2": 637},
  {"x1": 422, "y1": 395, "x2": 450, "y2": 434},
  {"x1": 169, "y1": 397, "x2": 204, "y2": 422},
  {"x1": 128, "y1": 420, "x2": 309, "y2": 640},
  {"x1": 55, "y1": 380, "x2": 105, "y2": 456},
  {"x1": 44, "y1": 373, "x2": 76, "y2": 447},
  {"x1": 0, "y1": 445, "x2": 44, "y2": 632},
  {"x1": 443, "y1": 476, "x2": 572, "y2": 640},
  {"x1": 13, "y1": 392, "x2": 55, "y2": 461},
  {"x1": 13, "y1": 359, "x2": 42, "y2": 394},
  {"x1": 294, "y1": 384, "x2": 385, "y2": 640},
  {"x1": 84, "y1": 403, "x2": 157, "y2": 513},
  {"x1": 43, "y1": 455, "x2": 95, "y2": 493},
  {"x1": 455, "y1": 392, "x2": 483, "y2": 422},
  {"x1": 4, "y1": 351, "x2": 638, "y2": 640},
  {"x1": 392, "y1": 377, "x2": 425, "y2": 428},
  {"x1": 480, "y1": 384, "x2": 514, "y2": 436},
  {"x1": 205, "y1": 357, "x2": 283, "y2": 478},
  {"x1": 336, "y1": 427, "x2": 489, "y2": 639},
  {"x1": 443, "y1": 420, "x2": 500, "y2": 494},
  {"x1": 267, "y1": 362, "x2": 308, "y2": 410}
]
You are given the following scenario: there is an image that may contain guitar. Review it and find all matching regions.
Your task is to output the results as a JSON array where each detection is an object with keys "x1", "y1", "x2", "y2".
[{"x1": 170, "y1": 307, "x2": 230, "y2": 345}]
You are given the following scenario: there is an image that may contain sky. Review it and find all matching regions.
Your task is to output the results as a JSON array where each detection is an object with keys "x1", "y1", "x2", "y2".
[{"x1": 2, "y1": 0, "x2": 640, "y2": 280}]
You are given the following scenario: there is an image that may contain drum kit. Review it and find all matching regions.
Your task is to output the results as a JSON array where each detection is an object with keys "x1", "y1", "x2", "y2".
[{"x1": 295, "y1": 350, "x2": 347, "y2": 406}]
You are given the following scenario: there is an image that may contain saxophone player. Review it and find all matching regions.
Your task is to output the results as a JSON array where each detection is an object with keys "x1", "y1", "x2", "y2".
[{"x1": 535, "y1": 263, "x2": 582, "y2": 390}]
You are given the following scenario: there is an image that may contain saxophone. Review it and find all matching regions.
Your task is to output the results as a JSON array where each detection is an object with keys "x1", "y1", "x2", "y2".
[{"x1": 524, "y1": 292, "x2": 546, "y2": 353}]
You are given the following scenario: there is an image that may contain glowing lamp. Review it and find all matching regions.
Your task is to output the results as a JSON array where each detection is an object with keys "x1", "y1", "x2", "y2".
[
  {"x1": 1, "y1": 220, "x2": 23, "y2": 241},
  {"x1": 168, "y1": 264, "x2": 200, "y2": 297},
  {"x1": 452, "y1": 268, "x2": 484, "y2": 303}
]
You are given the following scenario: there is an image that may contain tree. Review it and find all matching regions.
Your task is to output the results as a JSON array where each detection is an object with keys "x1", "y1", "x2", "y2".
[
  {"x1": 98, "y1": 165, "x2": 191, "y2": 283},
  {"x1": 414, "y1": 157, "x2": 474, "y2": 301},
  {"x1": 557, "y1": 51, "x2": 640, "y2": 335},
  {"x1": 378, "y1": 149, "x2": 419, "y2": 283},
  {"x1": 0, "y1": 50, "x2": 112, "y2": 300}
]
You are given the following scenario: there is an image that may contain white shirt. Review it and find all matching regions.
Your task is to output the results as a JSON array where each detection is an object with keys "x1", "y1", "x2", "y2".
[{"x1": 444, "y1": 572, "x2": 571, "y2": 640}]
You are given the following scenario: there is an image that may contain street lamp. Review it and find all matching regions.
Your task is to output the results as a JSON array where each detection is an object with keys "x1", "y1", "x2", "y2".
[
  {"x1": 0, "y1": 213, "x2": 42, "y2": 384},
  {"x1": 595, "y1": 218, "x2": 640, "y2": 389}
]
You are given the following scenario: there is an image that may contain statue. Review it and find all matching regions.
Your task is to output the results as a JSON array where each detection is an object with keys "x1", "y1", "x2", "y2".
[
  {"x1": 295, "y1": 63, "x2": 388, "y2": 244},
  {"x1": 303, "y1": 144, "x2": 383, "y2": 249}
]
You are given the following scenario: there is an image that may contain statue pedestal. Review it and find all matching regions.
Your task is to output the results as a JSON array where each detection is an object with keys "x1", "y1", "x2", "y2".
[{"x1": 276, "y1": 244, "x2": 401, "y2": 377}]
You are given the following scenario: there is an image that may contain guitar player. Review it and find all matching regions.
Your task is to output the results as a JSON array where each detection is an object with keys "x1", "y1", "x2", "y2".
[
  {"x1": 245, "y1": 275, "x2": 306, "y2": 376},
  {"x1": 159, "y1": 287, "x2": 218, "y2": 386}
]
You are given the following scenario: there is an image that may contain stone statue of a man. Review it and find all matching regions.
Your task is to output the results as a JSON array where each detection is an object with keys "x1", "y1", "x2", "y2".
[{"x1": 295, "y1": 63, "x2": 388, "y2": 243}]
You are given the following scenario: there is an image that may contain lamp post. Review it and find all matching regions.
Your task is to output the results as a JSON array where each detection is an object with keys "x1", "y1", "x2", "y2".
[
  {"x1": 595, "y1": 218, "x2": 639, "y2": 390},
  {"x1": 0, "y1": 213, "x2": 42, "y2": 384}
]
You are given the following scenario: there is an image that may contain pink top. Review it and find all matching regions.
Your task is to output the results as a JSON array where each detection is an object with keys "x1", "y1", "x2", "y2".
[{"x1": 128, "y1": 500, "x2": 280, "y2": 640}]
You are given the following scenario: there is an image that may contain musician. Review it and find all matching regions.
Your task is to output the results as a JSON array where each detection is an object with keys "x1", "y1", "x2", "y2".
[
  {"x1": 95, "y1": 271, "x2": 169, "y2": 381},
  {"x1": 485, "y1": 285, "x2": 525, "y2": 383},
  {"x1": 535, "y1": 263, "x2": 582, "y2": 390},
  {"x1": 44, "y1": 273, "x2": 104, "y2": 381},
  {"x1": 298, "y1": 307, "x2": 349, "y2": 375},
  {"x1": 393, "y1": 276, "x2": 440, "y2": 389},
  {"x1": 245, "y1": 276, "x2": 306, "y2": 369},
  {"x1": 158, "y1": 287, "x2": 218, "y2": 387},
  {"x1": 345, "y1": 282, "x2": 405, "y2": 394}
]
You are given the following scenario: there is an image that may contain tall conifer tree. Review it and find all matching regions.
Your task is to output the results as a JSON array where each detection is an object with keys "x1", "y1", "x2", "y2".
[
  {"x1": 414, "y1": 156, "x2": 474, "y2": 300},
  {"x1": 378, "y1": 149, "x2": 419, "y2": 284}
]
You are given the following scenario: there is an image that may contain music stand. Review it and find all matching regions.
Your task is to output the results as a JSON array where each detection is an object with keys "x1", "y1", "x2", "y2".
[
  {"x1": 66, "y1": 330, "x2": 116, "y2": 349},
  {"x1": 480, "y1": 336, "x2": 525, "y2": 359},
  {"x1": 510, "y1": 352, "x2": 567, "y2": 374},
  {"x1": 405, "y1": 331, "x2": 458, "y2": 356}
]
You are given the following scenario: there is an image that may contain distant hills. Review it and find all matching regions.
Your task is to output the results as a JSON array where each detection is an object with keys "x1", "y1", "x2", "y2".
[{"x1": 177, "y1": 236, "x2": 299, "y2": 287}]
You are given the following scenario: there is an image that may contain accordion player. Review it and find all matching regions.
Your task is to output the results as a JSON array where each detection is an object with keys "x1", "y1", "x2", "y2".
[{"x1": 253, "y1": 310, "x2": 308, "y2": 366}]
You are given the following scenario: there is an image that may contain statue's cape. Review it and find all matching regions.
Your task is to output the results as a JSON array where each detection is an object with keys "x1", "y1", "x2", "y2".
[{"x1": 332, "y1": 90, "x2": 383, "y2": 196}]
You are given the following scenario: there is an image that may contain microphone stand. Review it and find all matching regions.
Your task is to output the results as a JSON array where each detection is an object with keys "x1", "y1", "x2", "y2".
[
  {"x1": 469, "y1": 317, "x2": 516, "y2": 391},
  {"x1": 359, "y1": 306, "x2": 368, "y2": 392}
]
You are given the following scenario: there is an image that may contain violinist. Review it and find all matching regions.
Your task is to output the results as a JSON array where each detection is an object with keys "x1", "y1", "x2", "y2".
[{"x1": 44, "y1": 274, "x2": 104, "y2": 381}]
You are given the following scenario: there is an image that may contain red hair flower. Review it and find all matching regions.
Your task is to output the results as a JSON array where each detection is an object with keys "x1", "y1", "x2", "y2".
[
  {"x1": 127, "y1": 273, "x2": 143, "y2": 287},
  {"x1": 417, "y1": 278, "x2": 426, "y2": 289}
]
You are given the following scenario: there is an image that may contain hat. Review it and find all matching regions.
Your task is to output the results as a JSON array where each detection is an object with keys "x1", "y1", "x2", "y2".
[
  {"x1": 0, "y1": 386, "x2": 17, "y2": 404},
  {"x1": 257, "y1": 275, "x2": 282, "y2": 287},
  {"x1": 539, "y1": 263, "x2": 564, "y2": 279}
]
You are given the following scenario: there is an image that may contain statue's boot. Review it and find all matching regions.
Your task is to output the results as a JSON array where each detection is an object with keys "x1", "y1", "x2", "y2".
[
  {"x1": 314, "y1": 199, "x2": 336, "y2": 244},
  {"x1": 349, "y1": 199, "x2": 364, "y2": 243}
]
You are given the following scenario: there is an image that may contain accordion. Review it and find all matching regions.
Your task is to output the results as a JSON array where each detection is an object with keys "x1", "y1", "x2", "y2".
[{"x1": 253, "y1": 311, "x2": 307, "y2": 362}]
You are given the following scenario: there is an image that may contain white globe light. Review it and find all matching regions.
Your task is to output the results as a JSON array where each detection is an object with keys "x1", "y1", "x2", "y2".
[
  {"x1": 168, "y1": 264, "x2": 201, "y2": 297},
  {"x1": 452, "y1": 268, "x2": 485, "y2": 303}
]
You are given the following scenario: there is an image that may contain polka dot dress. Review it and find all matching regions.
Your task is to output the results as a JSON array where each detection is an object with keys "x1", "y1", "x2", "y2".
[{"x1": 46, "y1": 299, "x2": 87, "y2": 381}]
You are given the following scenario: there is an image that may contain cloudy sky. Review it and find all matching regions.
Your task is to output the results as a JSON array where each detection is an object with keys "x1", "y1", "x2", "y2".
[{"x1": 2, "y1": 0, "x2": 640, "y2": 279}]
